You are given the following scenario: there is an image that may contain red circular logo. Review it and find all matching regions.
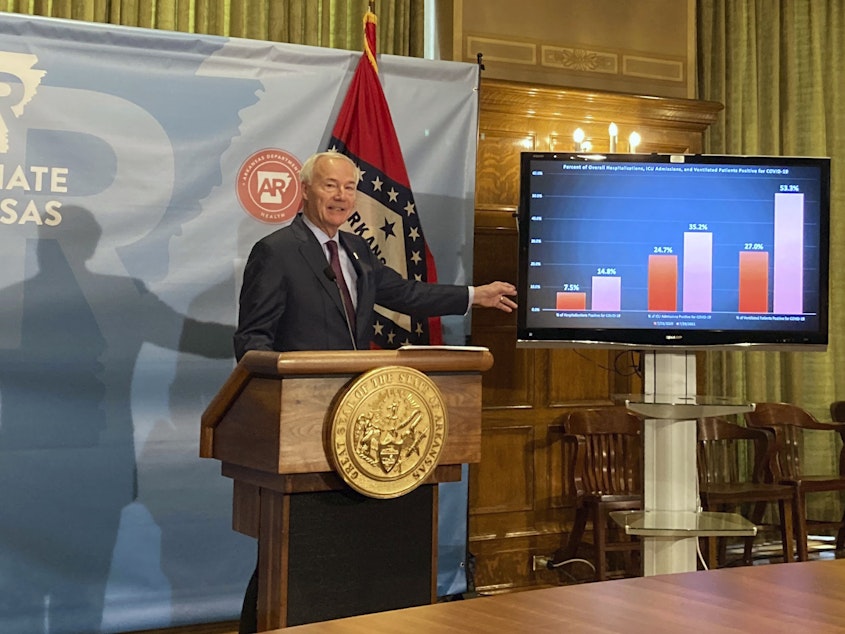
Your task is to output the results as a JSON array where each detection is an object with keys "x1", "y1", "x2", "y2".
[{"x1": 237, "y1": 149, "x2": 302, "y2": 223}]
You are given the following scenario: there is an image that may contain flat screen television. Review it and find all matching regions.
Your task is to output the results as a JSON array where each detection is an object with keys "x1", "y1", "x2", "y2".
[{"x1": 516, "y1": 152, "x2": 831, "y2": 350}]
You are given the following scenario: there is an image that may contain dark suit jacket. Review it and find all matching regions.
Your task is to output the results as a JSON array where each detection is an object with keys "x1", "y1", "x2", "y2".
[{"x1": 233, "y1": 214, "x2": 469, "y2": 359}]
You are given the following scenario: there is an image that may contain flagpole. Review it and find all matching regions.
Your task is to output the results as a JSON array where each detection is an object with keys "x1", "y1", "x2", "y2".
[
  {"x1": 328, "y1": 1, "x2": 446, "y2": 346},
  {"x1": 472, "y1": 52, "x2": 489, "y2": 248},
  {"x1": 475, "y1": 53, "x2": 485, "y2": 138}
]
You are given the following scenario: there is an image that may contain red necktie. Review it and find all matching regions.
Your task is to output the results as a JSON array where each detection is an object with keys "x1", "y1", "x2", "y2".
[{"x1": 326, "y1": 240, "x2": 356, "y2": 333}]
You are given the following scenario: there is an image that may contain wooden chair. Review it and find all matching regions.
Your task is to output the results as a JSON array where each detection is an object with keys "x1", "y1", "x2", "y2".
[
  {"x1": 557, "y1": 406, "x2": 643, "y2": 580},
  {"x1": 696, "y1": 417, "x2": 795, "y2": 567},
  {"x1": 746, "y1": 402, "x2": 845, "y2": 561}
]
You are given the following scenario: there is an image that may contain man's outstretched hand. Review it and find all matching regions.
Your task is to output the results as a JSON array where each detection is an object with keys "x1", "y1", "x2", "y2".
[{"x1": 473, "y1": 281, "x2": 517, "y2": 313}]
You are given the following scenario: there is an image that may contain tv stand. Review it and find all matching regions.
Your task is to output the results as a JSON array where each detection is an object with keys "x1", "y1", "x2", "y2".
[{"x1": 613, "y1": 351, "x2": 755, "y2": 575}]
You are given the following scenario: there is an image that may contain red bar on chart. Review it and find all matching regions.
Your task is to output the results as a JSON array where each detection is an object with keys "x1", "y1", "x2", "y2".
[
  {"x1": 591, "y1": 276, "x2": 621, "y2": 311},
  {"x1": 738, "y1": 251, "x2": 769, "y2": 313},
  {"x1": 682, "y1": 232, "x2": 712, "y2": 312},
  {"x1": 556, "y1": 292, "x2": 587, "y2": 310},
  {"x1": 647, "y1": 255, "x2": 677, "y2": 311},
  {"x1": 773, "y1": 193, "x2": 804, "y2": 314}
]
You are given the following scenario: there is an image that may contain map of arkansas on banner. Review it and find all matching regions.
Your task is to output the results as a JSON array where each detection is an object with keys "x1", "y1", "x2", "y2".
[{"x1": 0, "y1": 14, "x2": 478, "y2": 634}]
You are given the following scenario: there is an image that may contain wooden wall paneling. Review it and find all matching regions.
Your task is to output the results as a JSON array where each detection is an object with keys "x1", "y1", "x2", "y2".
[
  {"x1": 468, "y1": 410, "x2": 573, "y2": 592},
  {"x1": 613, "y1": 350, "x2": 645, "y2": 399},
  {"x1": 471, "y1": 209, "x2": 530, "y2": 407},
  {"x1": 471, "y1": 327, "x2": 535, "y2": 408},
  {"x1": 479, "y1": 79, "x2": 722, "y2": 152},
  {"x1": 546, "y1": 417, "x2": 573, "y2": 507},
  {"x1": 470, "y1": 78, "x2": 722, "y2": 594},
  {"x1": 471, "y1": 213, "x2": 518, "y2": 288},
  {"x1": 469, "y1": 422, "x2": 534, "y2": 516},
  {"x1": 475, "y1": 130, "x2": 533, "y2": 208},
  {"x1": 469, "y1": 533, "x2": 547, "y2": 594},
  {"x1": 547, "y1": 348, "x2": 617, "y2": 406},
  {"x1": 550, "y1": 124, "x2": 703, "y2": 155}
]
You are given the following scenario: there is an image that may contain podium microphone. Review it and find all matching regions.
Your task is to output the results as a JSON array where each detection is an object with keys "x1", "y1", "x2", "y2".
[{"x1": 324, "y1": 265, "x2": 358, "y2": 350}]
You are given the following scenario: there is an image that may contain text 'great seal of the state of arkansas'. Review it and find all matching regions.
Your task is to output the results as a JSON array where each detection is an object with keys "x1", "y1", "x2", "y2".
[{"x1": 328, "y1": 365, "x2": 447, "y2": 499}]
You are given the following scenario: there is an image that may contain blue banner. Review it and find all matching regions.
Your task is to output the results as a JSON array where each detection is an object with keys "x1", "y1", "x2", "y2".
[{"x1": 0, "y1": 14, "x2": 478, "y2": 633}]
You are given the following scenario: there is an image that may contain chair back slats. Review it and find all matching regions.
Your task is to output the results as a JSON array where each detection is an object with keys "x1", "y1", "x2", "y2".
[
  {"x1": 746, "y1": 402, "x2": 845, "y2": 479},
  {"x1": 831, "y1": 402, "x2": 845, "y2": 474},
  {"x1": 832, "y1": 402, "x2": 845, "y2": 474},
  {"x1": 696, "y1": 417, "x2": 772, "y2": 485},
  {"x1": 697, "y1": 440, "x2": 741, "y2": 485},
  {"x1": 695, "y1": 415, "x2": 795, "y2": 566},
  {"x1": 559, "y1": 406, "x2": 643, "y2": 580},
  {"x1": 780, "y1": 428, "x2": 802, "y2": 480},
  {"x1": 745, "y1": 402, "x2": 845, "y2": 561},
  {"x1": 566, "y1": 407, "x2": 642, "y2": 497},
  {"x1": 745, "y1": 403, "x2": 803, "y2": 479},
  {"x1": 582, "y1": 433, "x2": 639, "y2": 494}
]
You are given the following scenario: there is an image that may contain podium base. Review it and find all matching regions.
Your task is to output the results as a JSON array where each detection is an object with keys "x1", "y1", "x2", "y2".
[{"x1": 284, "y1": 486, "x2": 434, "y2": 626}]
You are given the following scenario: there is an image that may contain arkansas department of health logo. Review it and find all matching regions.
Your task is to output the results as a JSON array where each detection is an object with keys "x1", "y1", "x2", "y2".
[
  {"x1": 328, "y1": 366, "x2": 447, "y2": 499},
  {"x1": 236, "y1": 149, "x2": 302, "y2": 224}
]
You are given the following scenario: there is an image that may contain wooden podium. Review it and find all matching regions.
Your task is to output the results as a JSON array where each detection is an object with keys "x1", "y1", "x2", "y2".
[{"x1": 200, "y1": 347, "x2": 491, "y2": 630}]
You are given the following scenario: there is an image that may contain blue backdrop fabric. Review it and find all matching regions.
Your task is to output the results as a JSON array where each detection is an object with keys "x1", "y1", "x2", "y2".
[{"x1": 0, "y1": 14, "x2": 478, "y2": 633}]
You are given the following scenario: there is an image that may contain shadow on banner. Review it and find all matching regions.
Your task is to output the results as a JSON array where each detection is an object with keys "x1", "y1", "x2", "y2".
[{"x1": 0, "y1": 206, "x2": 233, "y2": 633}]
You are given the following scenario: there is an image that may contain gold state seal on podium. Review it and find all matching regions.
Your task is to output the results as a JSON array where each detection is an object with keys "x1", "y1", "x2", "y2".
[{"x1": 328, "y1": 365, "x2": 448, "y2": 499}]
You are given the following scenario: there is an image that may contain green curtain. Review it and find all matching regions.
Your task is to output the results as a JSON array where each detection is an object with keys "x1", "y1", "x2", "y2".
[
  {"x1": 0, "y1": 0, "x2": 424, "y2": 56},
  {"x1": 698, "y1": 0, "x2": 845, "y2": 518}
]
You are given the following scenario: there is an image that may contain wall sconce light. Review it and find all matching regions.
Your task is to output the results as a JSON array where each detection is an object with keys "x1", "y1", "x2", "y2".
[
  {"x1": 573, "y1": 128, "x2": 586, "y2": 151},
  {"x1": 573, "y1": 125, "x2": 641, "y2": 153}
]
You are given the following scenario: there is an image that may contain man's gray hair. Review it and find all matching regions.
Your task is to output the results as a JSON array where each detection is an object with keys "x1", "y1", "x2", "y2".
[{"x1": 300, "y1": 151, "x2": 359, "y2": 184}]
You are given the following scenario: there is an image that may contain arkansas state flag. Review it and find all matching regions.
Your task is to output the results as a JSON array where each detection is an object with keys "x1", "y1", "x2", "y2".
[{"x1": 329, "y1": 9, "x2": 443, "y2": 347}]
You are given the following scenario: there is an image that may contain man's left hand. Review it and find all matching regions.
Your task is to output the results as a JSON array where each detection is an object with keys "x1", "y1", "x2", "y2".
[{"x1": 473, "y1": 281, "x2": 517, "y2": 313}]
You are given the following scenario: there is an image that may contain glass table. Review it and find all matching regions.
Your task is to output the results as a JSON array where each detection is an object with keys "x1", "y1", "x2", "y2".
[
  {"x1": 615, "y1": 393, "x2": 754, "y2": 421},
  {"x1": 610, "y1": 510, "x2": 756, "y2": 538},
  {"x1": 613, "y1": 377, "x2": 757, "y2": 574}
]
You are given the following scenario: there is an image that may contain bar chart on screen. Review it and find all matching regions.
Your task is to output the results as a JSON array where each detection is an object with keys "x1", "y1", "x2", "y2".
[
  {"x1": 542, "y1": 186, "x2": 813, "y2": 324},
  {"x1": 517, "y1": 153, "x2": 830, "y2": 350}
]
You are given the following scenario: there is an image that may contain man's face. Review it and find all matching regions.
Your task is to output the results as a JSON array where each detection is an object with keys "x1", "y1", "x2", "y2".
[{"x1": 301, "y1": 155, "x2": 358, "y2": 237}]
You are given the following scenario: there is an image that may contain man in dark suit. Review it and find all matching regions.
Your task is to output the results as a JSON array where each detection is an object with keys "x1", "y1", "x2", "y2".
[
  {"x1": 234, "y1": 150, "x2": 516, "y2": 632},
  {"x1": 234, "y1": 150, "x2": 516, "y2": 360}
]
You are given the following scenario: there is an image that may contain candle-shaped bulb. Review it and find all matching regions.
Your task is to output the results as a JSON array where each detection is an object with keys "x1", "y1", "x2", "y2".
[
  {"x1": 608, "y1": 122, "x2": 618, "y2": 153},
  {"x1": 573, "y1": 128, "x2": 586, "y2": 151},
  {"x1": 628, "y1": 131, "x2": 641, "y2": 153}
]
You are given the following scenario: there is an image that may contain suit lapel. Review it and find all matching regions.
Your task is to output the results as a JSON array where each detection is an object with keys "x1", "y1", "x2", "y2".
[{"x1": 291, "y1": 216, "x2": 346, "y2": 320}]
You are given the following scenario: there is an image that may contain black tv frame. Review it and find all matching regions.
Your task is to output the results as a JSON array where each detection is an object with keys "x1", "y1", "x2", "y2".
[{"x1": 516, "y1": 152, "x2": 831, "y2": 351}]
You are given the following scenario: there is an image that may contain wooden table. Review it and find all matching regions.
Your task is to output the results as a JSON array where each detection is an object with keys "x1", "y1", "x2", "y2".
[{"x1": 277, "y1": 559, "x2": 845, "y2": 633}]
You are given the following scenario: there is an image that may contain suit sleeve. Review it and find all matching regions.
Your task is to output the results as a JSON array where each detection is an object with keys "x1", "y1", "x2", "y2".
[
  {"x1": 233, "y1": 240, "x2": 287, "y2": 360},
  {"x1": 372, "y1": 259, "x2": 469, "y2": 316}
]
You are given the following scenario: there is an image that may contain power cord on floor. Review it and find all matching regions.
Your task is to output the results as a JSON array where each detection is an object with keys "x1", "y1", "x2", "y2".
[
  {"x1": 696, "y1": 538, "x2": 709, "y2": 571},
  {"x1": 547, "y1": 557, "x2": 596, "y2": 573},
  {"x1": 545, "y1": 557, "x2": 597, "y2": 584},
  {"x1": 696, "y1": 493, "x2": 709, "y2": 570}
]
